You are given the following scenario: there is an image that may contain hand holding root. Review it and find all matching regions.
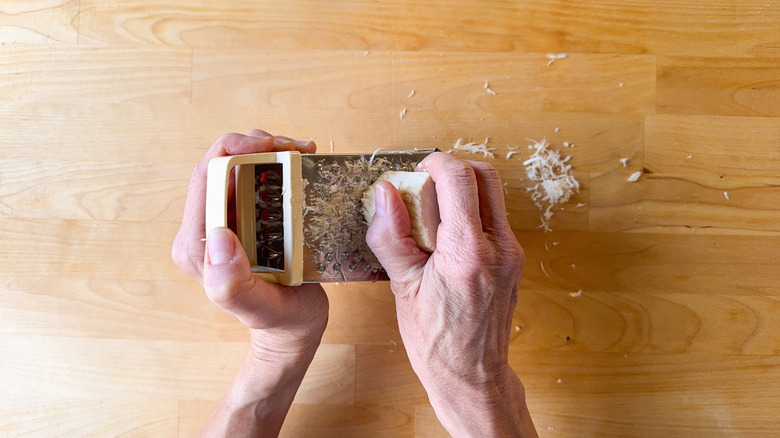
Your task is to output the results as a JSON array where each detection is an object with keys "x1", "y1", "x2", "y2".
[{"x1": 366, "y1": 152, "x2": 537, "y2": 437}]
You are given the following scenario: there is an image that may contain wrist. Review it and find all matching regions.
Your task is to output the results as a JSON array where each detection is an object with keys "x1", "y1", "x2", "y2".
[
  {"x1": 234, "y1": 326, "x2": 325, "y2": 400},
  {"x1": 211, "y1": 329, "x2": 324, "y2": 436},
  {"x1": 423, "y1": 366, "x2": 536, "y2": 437}
]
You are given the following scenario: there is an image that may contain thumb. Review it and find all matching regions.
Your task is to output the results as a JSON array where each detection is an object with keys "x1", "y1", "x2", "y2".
[
  {"x1": 365, "y1": 181, "x2": 428, "y2": 289},
  {"x1": 203, "y1": 227, "x2": 279, "y2": 323}
]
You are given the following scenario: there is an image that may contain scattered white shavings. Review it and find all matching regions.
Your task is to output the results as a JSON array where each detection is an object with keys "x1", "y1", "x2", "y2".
[
  {"x1": 523, "y1": 138, "x2": 580, "y2": 232},
  {"x1": 619, "y1": 82, "x2": 624, "y2": 87},
  {"x1": 627, "y1": 171, "x2": 641, "y2": 182},
  {"x1": 546, "y1": 53, "x2": 568, "y2": 66},
  {"x1": 363, "y1": 51, "x2": 369, "y2": 57},
  {"x1": 544, "y1": 242, "x2": 549, "y2": 251},
  {"x1": 552, "y1": 241, "x2": 559, "y2": 246},
  {"x1": 514, "y1": 325, "x2": 521, "y2": 332},
  {"x1": 619, "y1": 158, "x2": 629, "y2": 167},
  {"x1": 687, "y1": 154, "x2": 693, "y2": 159},
  {"x1": 540, "y1": 261, "x2": 550, "y2": 278},
  {"x1": 570, "y1": 263, "x2": 576, "y2": 269},
  {"x1": 400, "y1": 108, "x2": 407, "y2": 119},
  {"x1": 723, "y1": 191, "x2": 730, "y2": 200},
  {"x1": 506, "y1": 145, "x2": 521, "y2": 159},
  {"x1": 483, "y1": 80, "x2": 497, "y2": 95},
  {"x1": 576, "y1": 203, "x2": 586, "y2": 208},
  {"x1": 554, "y1": 127, "x2": 560, "y2": 133},
  {"x1": 408, "y1": 89, "x2": 415, "y2": 98},
  {"x1": 563, "y1": 142, "x2": 570, "y2": 147},
  {"x1": 452, "y1": 137, "x2": 496, "y2": 158},
  {"x1": 556, "y1": 378, "x2": 563, "y2": 384},
  {"x1": 569, "y1": 289, "x2": 583, "y2": 298}
]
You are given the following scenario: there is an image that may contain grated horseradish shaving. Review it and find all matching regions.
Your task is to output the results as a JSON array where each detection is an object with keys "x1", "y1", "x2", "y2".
[
  {"x1": 540, "y1": 261, "x2": 550, "y2": 278},
  {"x1": 546, "y1": 53, "x2": 568, "y2": 66},
  {"x1": 452, "y1": 137, "x2": 496, "y2": 158},
  {"x1": 523, "y1": 138, "x2": 580, "y2": 232},
  {"x1": 627, "y1": 171, "x2": 641, "y2": 182}
]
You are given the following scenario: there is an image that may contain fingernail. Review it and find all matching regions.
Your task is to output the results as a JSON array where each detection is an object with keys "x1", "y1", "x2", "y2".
[
  {"x1": 207, "y1": 228, "x2": 235, "y2": 265},
  {"x1": 293, "y1": 139, "x2": 313, "y2": 147},
  {"x1": 375, "y1": 184, "x2": 387, "y2": 216}
]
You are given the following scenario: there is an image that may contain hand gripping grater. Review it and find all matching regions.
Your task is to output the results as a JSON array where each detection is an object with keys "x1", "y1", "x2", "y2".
[{"x1": 205, "y1": 149, "x2": 436, "y2": 285}]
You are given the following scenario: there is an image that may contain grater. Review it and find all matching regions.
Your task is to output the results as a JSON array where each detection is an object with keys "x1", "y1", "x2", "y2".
[{"x1": 206, "y1": 149, "x2": 436, "y2": 285}]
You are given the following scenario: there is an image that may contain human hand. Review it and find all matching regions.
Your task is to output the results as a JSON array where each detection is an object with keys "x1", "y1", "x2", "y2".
[
  {"x1": 366, "y1": 152, "x2": 537, "y2": 437},
  {"x1": 172, "y1": 130, "x2": 329, "y2": 437}
]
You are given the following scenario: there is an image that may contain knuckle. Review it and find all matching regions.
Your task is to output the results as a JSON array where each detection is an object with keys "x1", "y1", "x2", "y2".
[
  {"x1": 215, "y1": 132, "x2": 242, "y2": 147},
  {"x1": 171, "y1": 234, "x2": 203, "y2": 279},
  {"x1": 213, "y1": 132, "x2": 248, "y2": 155},
  {"x1": 171, "y1": 235, "x2": 187, "y2": 268},
  {"x1": 469, "y1": 160, "x2": 504, "y2": 185}
]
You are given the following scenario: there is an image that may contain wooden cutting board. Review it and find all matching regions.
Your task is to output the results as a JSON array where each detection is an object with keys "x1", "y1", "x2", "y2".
[{"x1": 1, "y1": 0, "x2": 778, "y2": 436}]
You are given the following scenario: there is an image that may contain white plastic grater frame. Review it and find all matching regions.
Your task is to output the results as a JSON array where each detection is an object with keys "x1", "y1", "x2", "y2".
[{"x1": 205, "y1": 151, "x2": 303, "y2": 286}]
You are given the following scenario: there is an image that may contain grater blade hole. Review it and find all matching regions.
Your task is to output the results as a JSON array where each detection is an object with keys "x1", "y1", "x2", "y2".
[{"x1": 255, "y1": 164, "x2": 285, "y2": 271}]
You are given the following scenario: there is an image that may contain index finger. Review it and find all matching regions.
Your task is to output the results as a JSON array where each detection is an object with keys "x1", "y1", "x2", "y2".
[{"x1": 417, "y1": 152, "x2": 483, "y2": 240}]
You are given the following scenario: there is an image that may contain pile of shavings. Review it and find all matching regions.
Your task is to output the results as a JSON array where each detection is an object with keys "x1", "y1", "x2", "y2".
[
  {"x1": 452, "y1": 137, "x2": 495, "y2": 158},
  {"x1": 303, "y1": 155, "x2": 412, "y2": 277},
  {"x1": 523, "y1": 138, "x2": 580, "y2": 232}
]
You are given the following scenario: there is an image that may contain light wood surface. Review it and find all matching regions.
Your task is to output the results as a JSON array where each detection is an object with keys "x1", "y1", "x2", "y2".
[{"x1": 1, "y1": 1, "x2": 778, "y2": 436}]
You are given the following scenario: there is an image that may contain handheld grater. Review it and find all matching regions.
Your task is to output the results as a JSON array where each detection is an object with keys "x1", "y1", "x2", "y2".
[{"x1": 205, "y1": 150, "x2": 437, "y2": 286}]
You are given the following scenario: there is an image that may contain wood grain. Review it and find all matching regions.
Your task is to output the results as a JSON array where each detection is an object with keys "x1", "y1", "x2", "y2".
[
  {"x1": 392, "y1": 52, "x2": 656, "y2": 114},
  {"x1": 0, "y1": 0, "x2": 79, "y2": 45},
  {"x1": 0, "y1": 160, "x2": 190, "y2": 221},
  {"x1": 590, "y1": 114, "x2": 780, "y2": 234},
  {"x1": 515, "y1": 352, "x2": 780, "y2": 436},
  {"x1": 78, "y1": 0, "x2": 397, "y2": 49},
  {"x1": 192, "y1": 49, "x2": 395, "y2": 112},
  {"x1": 413, "y1": 406, "x2": 449, "y2": 438},
  {"x1": 515, "y1": 231, "x2": 780, "y2": 296},
  {"x1": 1, "y1": 399, "x2": 179, "y2": 437},
  {"x1": 2, "y1": 0, "x2": 779, "y2": 436},
  {"x1": 75, "y1": 0, "x2": 780, "y2": 57},
  {"x1": 658, "y1": 56, "x2": 780, "y2": 116},
  {"x1": 1, "y1": 336, "x2": 354, "y2": 402},
  {"x1": 0, "y1": 46, "x2": 191, "y2": 104},
  {"x1": 0, "y1": 218, "x2": 180, "y2": 280},
  {"x1": 179, "y1": 402, "x2": 416, "y2": 438}
]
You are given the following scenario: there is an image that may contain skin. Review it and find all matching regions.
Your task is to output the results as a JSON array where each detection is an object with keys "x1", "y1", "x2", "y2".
[
  {"x1": 172, "y1": 130, "x2": 328, "y2": 437},
  {"x1": 366, "y1": 153, "x2": 537, "y2": 437},
  {"x1": 172, "y1": 132, "x2": 537, "y2": 437}
]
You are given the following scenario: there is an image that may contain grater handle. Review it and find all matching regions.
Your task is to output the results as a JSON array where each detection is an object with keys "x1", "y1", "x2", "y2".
[{"x1": 205, "y1": 152, "x2": 303, "y2": 286}]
